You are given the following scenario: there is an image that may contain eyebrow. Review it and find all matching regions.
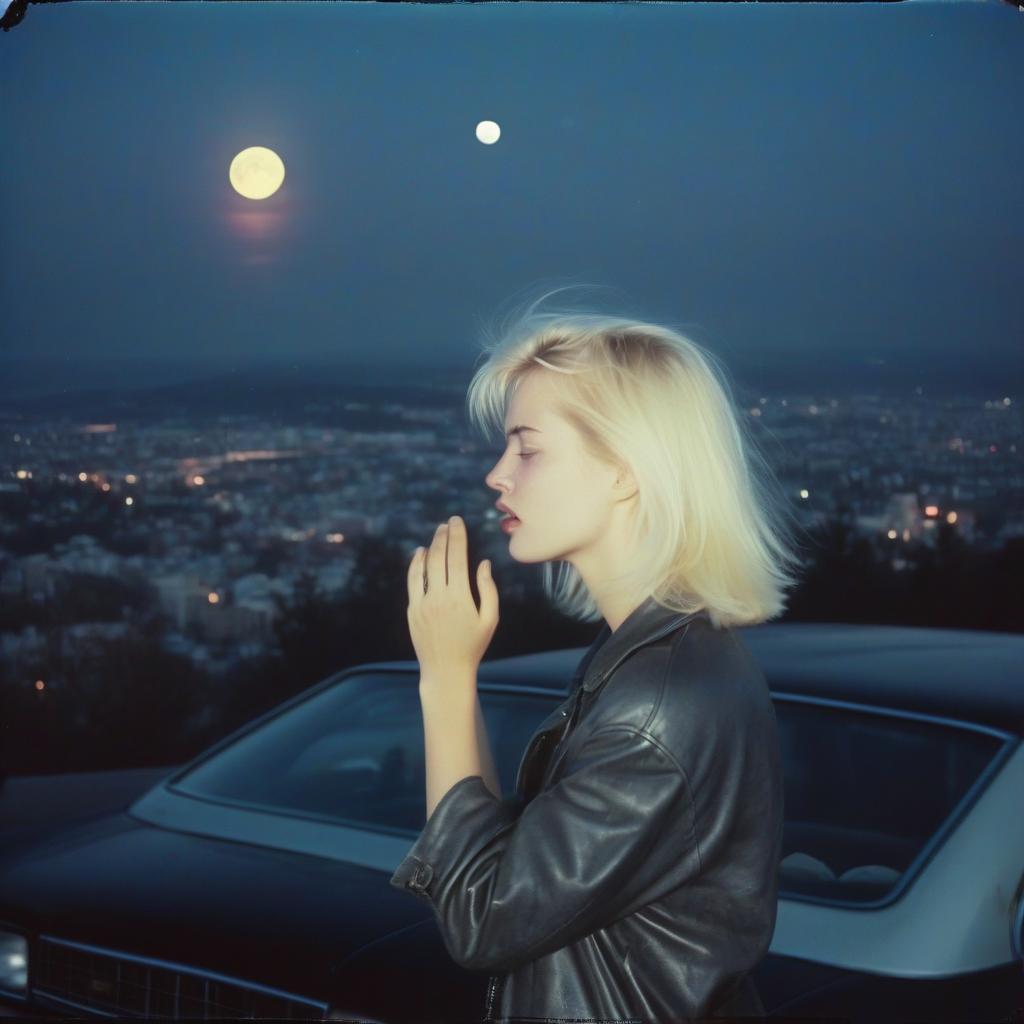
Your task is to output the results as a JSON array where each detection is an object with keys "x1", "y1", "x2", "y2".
[{"x1": 505, "y1": 424, "x2": 542, "y2": 439}]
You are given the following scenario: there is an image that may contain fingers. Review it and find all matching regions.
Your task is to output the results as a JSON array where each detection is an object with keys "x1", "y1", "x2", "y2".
[
  {"x1": 427, "y1": 520, "x2": 449, "y2": 589},
  {"x1": 446, "y1": 516, "x2": 468, "y2": 592},
  {"x1": 409, "y1": 517, "x2": 470, "y2": 601},
  {"x1": 407, "y1": 543, "x2": 425, "y2": 602},
  {"x1": 477, "y1": 558, "x2": 499, "y2": 626}
]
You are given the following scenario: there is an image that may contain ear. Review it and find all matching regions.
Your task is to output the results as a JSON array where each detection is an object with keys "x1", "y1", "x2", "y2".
[{"x1": 612, "y1": 463, "x2": 639, "y2": 502}]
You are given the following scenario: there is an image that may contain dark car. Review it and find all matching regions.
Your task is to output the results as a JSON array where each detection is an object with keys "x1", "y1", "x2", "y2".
[{"x1": 1, "y1": 621, "x2": 1022, "y2": 1023}]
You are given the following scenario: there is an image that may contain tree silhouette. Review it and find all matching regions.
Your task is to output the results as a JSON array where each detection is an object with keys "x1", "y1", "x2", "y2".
[
  {"x1": 3, "y1": 628, "x2": 207, "y2": 775},
  {"x1": 986, "y1": 537, "x2": 1024, "y2": 632},
  {"x1": 786, "y1": 513, "x2": 887, "y2": 624}
]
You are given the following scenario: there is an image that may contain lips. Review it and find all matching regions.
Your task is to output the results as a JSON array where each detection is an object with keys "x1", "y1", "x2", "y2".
[{"x1": 495, "y1": 500, "x2": 518, "y2": 519}]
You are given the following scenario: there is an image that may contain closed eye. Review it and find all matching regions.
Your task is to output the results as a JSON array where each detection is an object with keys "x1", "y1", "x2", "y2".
[{"x1": 518, "y1": 452, "x2": 536, "y2": 460}]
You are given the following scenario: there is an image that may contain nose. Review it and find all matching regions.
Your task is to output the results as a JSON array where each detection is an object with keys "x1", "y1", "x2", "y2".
[{"x1": 484, "y1": 454, "x2": 508, "y2": 492}]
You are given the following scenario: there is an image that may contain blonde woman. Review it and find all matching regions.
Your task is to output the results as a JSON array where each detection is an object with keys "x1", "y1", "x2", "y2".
[{"x1": 391, "y1": 287, "x2": 806, "y2": 1023}]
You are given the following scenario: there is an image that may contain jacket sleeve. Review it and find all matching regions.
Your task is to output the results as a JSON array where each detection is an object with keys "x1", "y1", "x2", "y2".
[{"x1": 388, "y1": 725, "x2": 696, "y2": 973}]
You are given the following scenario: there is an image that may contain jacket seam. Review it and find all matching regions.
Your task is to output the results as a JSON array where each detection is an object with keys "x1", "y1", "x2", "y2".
[
  {"x1": 591, "y1": 724, "x2": 683, "y2": 777},
  {"x1": 639, "y1": 624, "x2": 689, "y2": 737},
  {"x1": 594, "y1": 725, "x2": 702, "y2": 873},
  {"x1": 667, "y1": 622, "x2": 703, "y2": 875},
  {"x1": 503, "y1": 724, "x2": 703, "y2": 970}
]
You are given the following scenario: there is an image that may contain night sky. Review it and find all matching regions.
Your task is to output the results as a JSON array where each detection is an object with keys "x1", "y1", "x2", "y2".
[{"x1": 2, "y1": 2, "x2": 1021, "y2": 395}]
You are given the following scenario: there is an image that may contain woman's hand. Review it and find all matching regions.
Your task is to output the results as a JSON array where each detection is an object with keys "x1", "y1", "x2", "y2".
[{"x1": 407, "y1": 515, "x2": 500, "y2": 683}]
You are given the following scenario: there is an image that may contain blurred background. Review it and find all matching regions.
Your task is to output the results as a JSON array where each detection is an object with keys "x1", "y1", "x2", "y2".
[{"x1": 0, "y1": 1, "x2": 1021, "y2": 779}]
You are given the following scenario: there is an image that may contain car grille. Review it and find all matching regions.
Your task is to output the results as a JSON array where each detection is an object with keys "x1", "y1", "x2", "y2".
[{"x1": 33, "y1": 935, "x2": 328, "y2": 1019}]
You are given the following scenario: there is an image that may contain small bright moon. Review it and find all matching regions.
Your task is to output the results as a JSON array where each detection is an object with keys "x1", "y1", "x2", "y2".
[
  {"x1": 229, "y1": 146, "x2": 286, "y2": 200},
  {"x1": 475, "y1": 120, "x2": 501, "y2": 145}
]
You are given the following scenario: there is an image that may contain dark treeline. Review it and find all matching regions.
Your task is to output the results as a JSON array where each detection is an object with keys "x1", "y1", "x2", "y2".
[{"x1": 1, "y1": 513, "x2": 1021, "y2": 778}]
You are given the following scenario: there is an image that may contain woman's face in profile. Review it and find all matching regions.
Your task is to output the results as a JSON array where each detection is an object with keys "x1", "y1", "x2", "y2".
[{"x1": 484, "y1": 371, "x2": 632, "y2": 570}]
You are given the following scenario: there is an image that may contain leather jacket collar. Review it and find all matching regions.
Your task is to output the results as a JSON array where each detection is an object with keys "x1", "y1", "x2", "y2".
[{"x1": 573, "y1": 595, "x2": 708, "y2": 695}]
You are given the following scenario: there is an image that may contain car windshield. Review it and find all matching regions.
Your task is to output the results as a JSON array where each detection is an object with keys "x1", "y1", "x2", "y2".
[
  {"x1": 170, "y1": 672, "x2": 556, "y2": 833},
  {"x1": 775, "y1": 697, "x2": 1006, "y2": 906}
]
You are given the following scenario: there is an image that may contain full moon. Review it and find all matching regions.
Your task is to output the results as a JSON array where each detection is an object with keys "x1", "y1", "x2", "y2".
[
  {"x1": 229, "y1": 146, "x2": 286, "y2": 200},
  {"x1": 475, "y1": 120, "x2": 501, "y2": 145}
]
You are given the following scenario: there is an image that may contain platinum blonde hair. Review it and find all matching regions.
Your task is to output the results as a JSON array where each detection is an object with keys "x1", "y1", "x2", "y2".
[{"x1": 465, "y1": 285, "x2": 809, "y2": 629}]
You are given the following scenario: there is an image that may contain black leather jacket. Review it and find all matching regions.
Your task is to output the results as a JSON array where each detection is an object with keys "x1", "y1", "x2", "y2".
[{"x1": 390, "y1": 596, "x2": 784, "y2": 1023}]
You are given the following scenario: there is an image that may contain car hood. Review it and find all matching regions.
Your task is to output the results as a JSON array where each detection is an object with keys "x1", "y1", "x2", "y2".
[{"x1": 0, "y1": 808, "x2": 429, "y2": 1002}]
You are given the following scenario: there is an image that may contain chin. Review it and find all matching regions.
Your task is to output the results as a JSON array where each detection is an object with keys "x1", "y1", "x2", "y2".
[
  {"x1": 507, "y1": 547, "x2": 544, "y2": 565},
  {"x1": 508, "y1": 539, "x2": 571, "y2": 568}
]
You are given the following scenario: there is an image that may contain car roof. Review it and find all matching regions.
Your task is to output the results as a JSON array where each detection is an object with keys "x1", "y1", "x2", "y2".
[
  {"x1": 738, "y1": 621, "x2": 1024, "y2": 736},
  {"x1": 355, "y1": 621, "x2": 1024, "y2": 736}
]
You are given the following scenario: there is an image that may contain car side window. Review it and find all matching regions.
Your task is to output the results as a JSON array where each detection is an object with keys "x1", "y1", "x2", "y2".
[
  {"x1": 479, "y1": 690, "x2": 564, "y2": 802},
  {"x1": 172, "y1": 673, "x2": 558, "y2": 833},
  {"x1": 775, "y1": 699, "x2": 1004, "y2": 904}
]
